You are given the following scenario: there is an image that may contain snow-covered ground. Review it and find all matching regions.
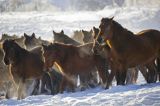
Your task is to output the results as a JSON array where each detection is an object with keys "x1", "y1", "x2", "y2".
[{"x1": 0, "y1": 1, "x2": 160, "y2": 105}]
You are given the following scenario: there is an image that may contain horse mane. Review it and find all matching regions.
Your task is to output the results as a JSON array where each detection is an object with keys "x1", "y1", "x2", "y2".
[
  {"x1": 47, "y1": 42, "x2": 76, "y2": 50},
  {"x1": 112, "y1": 20, "x2": 134, "y2": 36}
]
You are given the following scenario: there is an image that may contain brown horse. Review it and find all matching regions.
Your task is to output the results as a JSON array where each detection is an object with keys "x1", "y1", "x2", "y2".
[
  {"x1": 53, "y1": 30, "x2": 100, "y2": 90},
  {"x1": 2, "y1": 39, "x2": 45, "y2": 99},
  {"x1": 96, "y1": 17, "x2": 160, "y2": 88},
  {"x1": 42, "y1": 42, "x2": 108, "y2": 92},
  {"x1": 93, "y1": 27, "x2": 141, "y2": 85}
]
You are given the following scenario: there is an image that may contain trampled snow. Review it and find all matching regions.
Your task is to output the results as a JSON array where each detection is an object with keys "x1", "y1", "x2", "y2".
[{"x1": 0, "y1": 1, "x2": 160, "y2": 105}]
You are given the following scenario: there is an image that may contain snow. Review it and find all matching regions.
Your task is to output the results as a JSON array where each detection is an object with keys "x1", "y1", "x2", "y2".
[{"x1": 0, "y1": 0, "x2": 160, "y2": 105}]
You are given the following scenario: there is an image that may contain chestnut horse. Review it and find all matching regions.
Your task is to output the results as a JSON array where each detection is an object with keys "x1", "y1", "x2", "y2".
[
  {"x1": 53, "y1": 30, "x2": 100, "y2": 90},
  {"x1": 96, "y1": 17, "x2": 160, "y2": 88},
  {"x1": 42, "y1": 42, "x2": 108, "y2": 92},
  {"x1": 2, "y1": 40, "x2": 45, "y2": 99}
]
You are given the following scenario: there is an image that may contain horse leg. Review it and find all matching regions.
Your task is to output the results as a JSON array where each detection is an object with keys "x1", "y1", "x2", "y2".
[
  {"x1": 59, "y1": 77, "x2": 66, "y2": 93},
  {"x1": 105, "y1": 62, "x2": 116, "y2": 89},
  {"x1": 120, "y1": 69, "x2": 127, "y2": 85},
  {"x1": 138, "y1": 66, "x2": 148, "y2": 83},
  {"x1": 115, "y1": 71, "x2": 121, "y2": 85},
  {"x1": 157, "y1": 58, "x2": 160, "y2": 81},
  {"x1": 79, "y1": 74, "x2": 88, "y2": 91},
  {"x1": 133, "y1": 67, "x2": 139, "y2": 84},
  {"x1": 126, "y1": 68, "x2": 139, "y2": 84},
  {"x1": 97, "y1": 66, "x2": 108, "y2": 88},
  {"x1": 106, "y1": 69, "x2": 116, "y2": 89},
  {"x1": 17, "y1": 80, "x2": 25, "y2": 100},
  {"x1": 146, "y1": 62, "x2": 157, "y2": 83},
  {"x1": 31, "y1": 79, "x2": 40, "y2": 95}
]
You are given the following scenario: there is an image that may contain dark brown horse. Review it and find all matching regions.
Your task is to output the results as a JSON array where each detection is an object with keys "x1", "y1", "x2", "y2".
[
  {"x1": 2, "y1": 39, "x2": 45, "y2": 99},
  {"x1": 42, "y1": 42, "x2": 108, "y2": 92},
  {"x1": 92, "y1": 27, "x2": 141, "y2": 85},
  {"x1": 96, "y1": 17, "x2": 160, "y2": 88},
  {"x1": 53, "y1": 30, "x2": 100, "y2": 90}
]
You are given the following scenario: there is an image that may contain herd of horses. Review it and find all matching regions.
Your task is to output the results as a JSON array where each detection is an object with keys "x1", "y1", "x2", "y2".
[{"x1": 0, "y1": 17, "x2": 160, "y2": 100}]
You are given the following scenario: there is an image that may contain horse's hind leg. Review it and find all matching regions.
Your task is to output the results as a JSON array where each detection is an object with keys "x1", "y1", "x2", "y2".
[
  {"x1": 146, "y1": 62, "x2": 157, "y2": 83},
  {"x1": 157, "y1": 58, "x2": 160, "y2": 81},
  {"x1": 31, "y1": 79, "x2": 40, "y2": 95},
  {"x1": 126, "y1": 68, "x2": 139, "y2": 84},
  {"x1": 138, "y1": 66, "x2": 148, "y2": 83}
]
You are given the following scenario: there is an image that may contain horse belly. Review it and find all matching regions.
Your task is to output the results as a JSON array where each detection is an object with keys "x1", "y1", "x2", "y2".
[{"x1": 68, "y1": 59, "x2": 95, "y2": 74}]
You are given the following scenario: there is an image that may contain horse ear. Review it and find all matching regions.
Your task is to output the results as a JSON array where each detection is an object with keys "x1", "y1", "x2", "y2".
[
  {"x1": 24, "y1": 33, "x2": 28, "y2": 37},
  {"x1": 60, "y1": 30, "x2": 64, "y2": 34},
  {"x1": 110, "y1": 16, "x2": 114, "y2": 20},
  {"x1": 32, "y1": 33, "x2": 35, "y2": 38},
  {"x1": 93, "y1": 26, "x2": 96, "y2": 31},
  {"x1": 38, "y1": 36, "x2": 41, "y2": 40},
  {"x1": 53, "y1": 30, "x2": 56, "y2": 35},
  {"x1": 81, "y1": 30, "x2": 85, "y2": 34},
  {"x1": 90, "y1": 29, "x2": 93, "y2": 34}
]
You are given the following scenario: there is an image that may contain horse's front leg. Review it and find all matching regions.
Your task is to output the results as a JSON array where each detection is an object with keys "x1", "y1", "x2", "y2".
[
  {"x1": 106, "y1": 68, "x2": 116, "y2": 89},
  {"x1": 17, "y1": 80, "x2": 26, "y2": 100},
  {"x1": 120, "y1": 69, "x2": 127, "y2": 85}
]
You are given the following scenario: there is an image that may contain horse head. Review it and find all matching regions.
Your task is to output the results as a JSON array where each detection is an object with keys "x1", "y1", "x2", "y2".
[
  {"x1": 42, "y1": 43, "x2": 61, "y2": 69},
  {"x1": 98, "y1": 17, "x2": 114, "y2": 41},
  {"x1": 2, "y1": 39, "x2": 20, "y2": 65},
  {"x1": 24, "y1": 33, "x2": 39, "y2": 49}
]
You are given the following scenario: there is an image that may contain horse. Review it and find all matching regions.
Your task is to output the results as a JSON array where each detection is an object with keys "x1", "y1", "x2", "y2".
[
  {"x1": 53, "y1": 30, "x2": 100, "y2": 90},
  {"x1": 96, "y1": 17, "x2": 160, "y2": 88},
  {"x1": 72, "y1": 30, "x2": 84, "y2": 44},
  {"x1": 0, "y1": 34, "x2": 25, "y2": 48},
  {"x1": 0, "y1": 34, "x2": 18, "y2": 42},
  {"x1": 2, "y1": 39, "x2": 45, "y2": 99},
  {"x1": 42, "y1": 42, "x2": 109, "y2": 92},
  {"x1": 81, "y1": 29, "x2": 94, "y2": 43},
  {"x1": 53, "y1": 30, "x2": 81, "y2": 46},
  {"x1": 93, "y1": 27, "x2": 141, "y2": 85},
  {"x1": 24, "y1": 33, "x2": 49, "y2": 50}
]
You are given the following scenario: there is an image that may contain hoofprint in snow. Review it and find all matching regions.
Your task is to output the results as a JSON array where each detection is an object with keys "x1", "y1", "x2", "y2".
[
  {"x1": 0, "y1": 6, "x2": 160, "y2": 106},
  {"x1": 0, "y1": 82, "x2": 160, "y2": 106}
]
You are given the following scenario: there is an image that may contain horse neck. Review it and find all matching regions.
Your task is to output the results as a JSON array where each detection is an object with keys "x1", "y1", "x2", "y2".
[
  {"x1": 109, "y1": 24, "x2": 135, "y2": 50},
  {"x1": 54, "y1": 45, "x2": 74, "y2": 70}
]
